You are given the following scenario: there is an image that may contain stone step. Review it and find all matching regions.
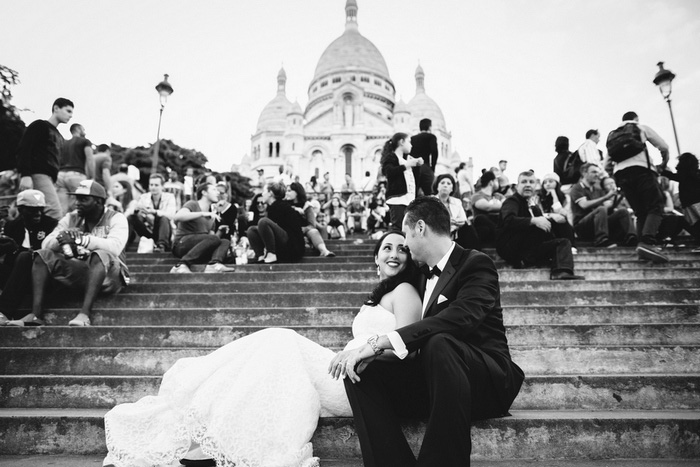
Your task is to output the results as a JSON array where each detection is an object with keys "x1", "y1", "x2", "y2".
[
  {"x1": 2, "y1": 346, "x2": 698, "y2": 376},
  {"x1": 118, "y1": 278, "x2": 698, "y2": 294},
  {"x1": 29, "y1": 304, "x2": 700, "y2": 326},
  {"x1": 124, "y1": 251, "x2": 700, "y2": 264},
  {"x1": 129, "y1": 268, "x2": 700, "y2": 282},
  {"x1": 2, "y1": 374, "x2": 697, "y2": 411},
  {"x1": 7, "y1": 457, "x2": 700, "y2": 467},
  {"x1": 4, "y1": 457, "x2": 700, "y2": 467},
  {"x1": 1, "y1": 409, "x2": 698, "y2": 459},
  {"x1": 30, "y1": 289, "x2": 700, "y2": 309},
  {"x1": 127, "y1": 259, "x2": 700, "y2": 273},
  {"x1": 2, "y1": 323, "x2": 698, "y2": 348}
]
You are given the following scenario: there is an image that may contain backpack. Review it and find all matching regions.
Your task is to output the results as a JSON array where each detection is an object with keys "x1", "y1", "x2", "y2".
[
  {"x1": 555, "y1": 150, "x2": 583, "y2": 185},
  {"x1": 606, "y1": 123, "x2": 646, "y2": 163}
]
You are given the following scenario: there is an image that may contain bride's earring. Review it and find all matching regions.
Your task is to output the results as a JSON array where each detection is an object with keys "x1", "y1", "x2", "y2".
[{"x1": 376, "y1": 263, "x2": 380, "y2": 276}]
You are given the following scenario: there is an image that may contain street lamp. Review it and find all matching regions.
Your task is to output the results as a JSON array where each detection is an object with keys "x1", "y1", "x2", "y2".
[
  {"x1": 151, "y1": 74, "x2": 174, "y2": 174},
  {"x1": 652, "y1": 62, "x2": 681, "y2": 156}
]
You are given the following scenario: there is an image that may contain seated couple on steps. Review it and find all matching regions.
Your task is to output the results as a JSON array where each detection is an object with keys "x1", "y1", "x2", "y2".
[{"x1": 104, "y1": 196, "x2": 523, "y2": 467}]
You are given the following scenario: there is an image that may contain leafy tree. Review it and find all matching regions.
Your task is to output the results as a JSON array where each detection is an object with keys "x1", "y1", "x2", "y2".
[
  {"x1": 109, "y1": 139, "x2": 209, "y2": 188},
  {"x1": 0, "y1": 65, "x2": 26, "y2": 172},
  {"x1": 219, "y1": 171, "x2": 254, "y2": 206}
]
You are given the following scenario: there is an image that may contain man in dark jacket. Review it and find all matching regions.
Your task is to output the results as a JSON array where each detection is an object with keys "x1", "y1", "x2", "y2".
[
  {"x1": 16, "y1": 98, "x2": 74, "y2": 220},
  {"x1": 497, "y1": 171, "x2": 585, "y2": 280},
  {"x1": 411, "y1": 118, "x2": 439, "y2": 195},
  {"x1": 341, "y1": 196, "x2": 524, "y2": 467}
]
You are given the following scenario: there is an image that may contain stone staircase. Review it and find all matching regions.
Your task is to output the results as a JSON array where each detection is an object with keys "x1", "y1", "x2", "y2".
[{"x1": 1, "y1": 239, "x2": 699, "y2": 464}]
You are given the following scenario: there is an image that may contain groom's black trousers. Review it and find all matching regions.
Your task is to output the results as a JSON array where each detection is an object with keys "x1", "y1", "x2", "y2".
[{"x1": 344, "y1": 333, "x2": 502, "y2": 467}]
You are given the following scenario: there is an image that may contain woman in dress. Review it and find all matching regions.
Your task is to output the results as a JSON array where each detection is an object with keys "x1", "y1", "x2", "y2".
[
  {"x1": 247, "y1": 182, "x2": 305, "y2": 264},
  {"x1": 432, "y1": 173, "x2": 480, "y2": 250},
  {"x1": 380, "y1": 133, "x2": 423, "y2": 230},
  {"x1": 285, "y1": 182, "x2": 335, "y2": 257},
  {"x1": 103, "y1": 231, "x2": 422, "y2": 467}
]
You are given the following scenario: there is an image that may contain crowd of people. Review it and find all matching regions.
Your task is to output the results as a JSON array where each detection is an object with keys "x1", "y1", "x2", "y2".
[{"x1": 1, "y1": 97, "x2": 700, "y2": 466}]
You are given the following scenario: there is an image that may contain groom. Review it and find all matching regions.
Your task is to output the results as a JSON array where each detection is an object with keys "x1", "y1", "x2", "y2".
[{"x1": 343, "y1": 196, "x2": 524, "y2": 466}]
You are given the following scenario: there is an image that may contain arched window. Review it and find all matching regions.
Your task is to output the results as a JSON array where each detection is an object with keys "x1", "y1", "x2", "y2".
[
  {"x1": 342, "y1": 145, "x2": 354, "y2": 176},
  {"x1": 276, "y1": 142, "x2": 281, "y2": 158},
  {"x1": 268, "y1": 142, "x2": 273, "y2": 158}
]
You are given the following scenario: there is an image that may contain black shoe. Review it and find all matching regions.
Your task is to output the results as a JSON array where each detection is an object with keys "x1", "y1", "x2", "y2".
[
  {"x1": 550, "y1": 271, "x2": 586, "y2": 280},
  {"x1": 636, "y1": 243, "x2": 669, "y2": 263},
  {"x1": 595, "y1": 238, "x2": 617, "y2": 248},
  {"x1": 179, "y1": 459, "x2": 216, "y2": 467},
  {"x1": 623, "y1": 235, "x2": 638, "y2": 247}
]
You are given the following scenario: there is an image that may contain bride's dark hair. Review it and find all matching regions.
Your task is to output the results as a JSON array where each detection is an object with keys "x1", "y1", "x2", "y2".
[{"x1": 365, "y1": 230, "x2": 420, "y2": 305}]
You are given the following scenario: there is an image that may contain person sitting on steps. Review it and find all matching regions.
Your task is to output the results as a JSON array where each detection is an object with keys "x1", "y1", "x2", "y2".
[
  {"x1": 246, "y1": 181, "x2": 305, "y2": 264},
  {"x1": 170, "y1": 183, "x2": 236, "y2": 274}
]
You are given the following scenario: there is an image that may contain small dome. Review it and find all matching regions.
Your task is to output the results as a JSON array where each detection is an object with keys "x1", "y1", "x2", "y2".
[
  {"x1": 408, "y1": 65, "x2": 446, "y2": 131},
  {"x1": 288, "y1": 101, "x2": 303, "y2": 115},
  {"x1": 256, "y1": 67, "x2": 292, "y2": 131},
  {"x1": 394, "y1": 99, "x2": 410, "y2": 114}
]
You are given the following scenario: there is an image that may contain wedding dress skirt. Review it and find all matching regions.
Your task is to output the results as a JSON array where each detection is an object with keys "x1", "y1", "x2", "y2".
[{"x1": 104, "y1": 304, "x2": 396, "y2": 467}]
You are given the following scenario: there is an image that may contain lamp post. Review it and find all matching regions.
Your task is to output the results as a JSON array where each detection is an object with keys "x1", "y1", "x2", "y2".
[
  {"x1": 652, "y1": 62, "x2": 681, "y2": 156},
  {"x1": 151, "y1": 74, "x2": 174, "y2": 175}
]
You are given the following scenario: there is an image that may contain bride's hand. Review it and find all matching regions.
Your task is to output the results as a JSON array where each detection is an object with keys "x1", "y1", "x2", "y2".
[{"x1": 328, "y1": 347, "x2": 372, "y2": 383}]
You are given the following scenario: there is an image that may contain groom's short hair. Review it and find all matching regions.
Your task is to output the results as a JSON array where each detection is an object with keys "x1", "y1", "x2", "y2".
[{"x1": 404, "y1": 196, "x2": 451, "y2": 237}]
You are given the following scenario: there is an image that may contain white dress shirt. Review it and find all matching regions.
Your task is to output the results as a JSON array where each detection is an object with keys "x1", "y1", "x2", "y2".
[{"x1": 386, "y1": 242, "x2": 456, "y2": 359}]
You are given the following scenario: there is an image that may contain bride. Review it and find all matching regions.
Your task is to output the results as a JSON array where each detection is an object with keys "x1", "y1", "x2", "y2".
[{"x1": 103, "y1": 231, "x2": 422, "y2": 467}]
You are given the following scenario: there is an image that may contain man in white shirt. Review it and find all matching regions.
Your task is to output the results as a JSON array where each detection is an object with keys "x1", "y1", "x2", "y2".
[
  {"x1": 341, "y1": 196, "x2": 524, "y2": 467},
  {"x1": 130, "y1": 174, "x2": 177, "y2": 251},
  {"x1": 577, "y1": 129, "x2": 603, "y2": 166}
]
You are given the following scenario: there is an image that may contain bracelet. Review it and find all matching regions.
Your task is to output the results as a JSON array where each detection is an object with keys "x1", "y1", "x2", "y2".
[{"x1": 367, "y1": 335, "x2": 384, "y2": 356}]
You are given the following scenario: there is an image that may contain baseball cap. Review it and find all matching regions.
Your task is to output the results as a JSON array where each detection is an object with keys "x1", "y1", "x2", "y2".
[
  {"x1": 68, "y1": 180, "x2": 107, "y2": 199},
  {"x1": 16, "y1": 189, "x2": 46, "y2": 207}
]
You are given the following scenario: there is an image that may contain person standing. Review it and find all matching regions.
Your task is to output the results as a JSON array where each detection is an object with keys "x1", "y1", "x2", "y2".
[
  {"x1": 607, "y1": 111, "x2": 670, "y2": 263},
  {"x1": 93, "y1": 144, "x2": 112, "y2": 193},
  {"x1": 411, "y1": 118, "x2": 438, "y2": 195},
  {"x1": 57, "y1": 123, "x2": 94, "y2": 214},
  {"x1": 338, "y1": 196, "x2": 524, "y2": 467},
  {"x1": 381, "y1": 132, "x2": 422, "y2": 229},
  {"x1": 577, "y1": 129, "x2": 603, "y2": 166},
  {"x1": 16, "y1": 97, "x2": 74, "y2": 220}
]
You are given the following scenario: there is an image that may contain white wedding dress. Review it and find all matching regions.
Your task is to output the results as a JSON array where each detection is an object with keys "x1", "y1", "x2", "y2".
[{"x1": 104, "y1": 304, "x2": 396, "y2": 467}]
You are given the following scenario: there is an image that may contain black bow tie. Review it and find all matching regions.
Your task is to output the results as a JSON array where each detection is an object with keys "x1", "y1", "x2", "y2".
[{"x1": 422, "y1": 265, "x2": 441, "y2": 279}]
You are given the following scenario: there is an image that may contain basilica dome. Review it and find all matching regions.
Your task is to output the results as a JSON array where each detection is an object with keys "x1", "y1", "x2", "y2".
[
  {"x1": 313, "y1": 28, "x2": 390, "y2": 82},
  {"x1": 312, "y1": 0, "x2": 392, "y2": 83}
]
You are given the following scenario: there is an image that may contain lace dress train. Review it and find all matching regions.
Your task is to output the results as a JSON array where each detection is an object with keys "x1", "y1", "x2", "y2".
[{"x1": 104, "y1": 305, "x2": 395, "y2": 467}]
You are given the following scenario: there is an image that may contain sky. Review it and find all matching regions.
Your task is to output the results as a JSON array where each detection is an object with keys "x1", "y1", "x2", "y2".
[{"x1": 3, "y1": 0, "x2": 700, "y2": 182}]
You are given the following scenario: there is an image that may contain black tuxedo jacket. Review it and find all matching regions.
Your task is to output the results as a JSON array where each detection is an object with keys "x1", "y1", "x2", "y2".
[
  {"x1": 395, "y1": 245, "x2": 524, "y2": 414},
  {"x1": 410, "y1": 132, "x2": 438, "y2": 170}
]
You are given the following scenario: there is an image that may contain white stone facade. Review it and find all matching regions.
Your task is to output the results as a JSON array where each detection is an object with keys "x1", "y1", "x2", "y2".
[{"x1": 242, "y1": 0, "x2": 470, "y2": 189}]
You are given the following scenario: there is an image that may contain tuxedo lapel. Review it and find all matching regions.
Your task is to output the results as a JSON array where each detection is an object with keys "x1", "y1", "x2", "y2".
[{"x1": 424, "y1": 247, "x2": 465, "y2": 316}]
